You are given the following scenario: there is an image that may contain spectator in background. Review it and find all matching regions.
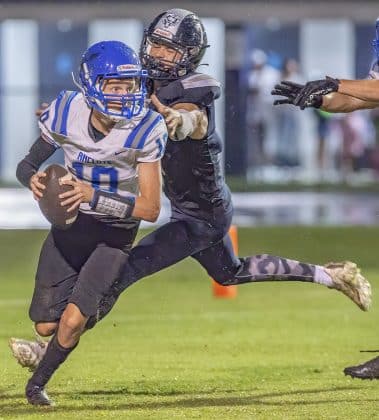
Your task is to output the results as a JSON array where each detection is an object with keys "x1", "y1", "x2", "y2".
[
  {"x1": 246, "y1": 49, "x2": 280, "y2": 179},
  {"x1": 314, "y1": 108, "x2": 333, "y2": 177},
  {"x1": 368, "y1": 106, "x2": 379, "y2": 176},
  {"x1": 276, "y1": 58, "x2": 302, "y2": 167},
  {"x1": 338, "y1": 112, "x2": 375, "y2": 180}
]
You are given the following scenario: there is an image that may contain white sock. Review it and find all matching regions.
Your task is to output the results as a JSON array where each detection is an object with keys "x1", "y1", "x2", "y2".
[{"x1": 314, "y1": 265, "x2": 334, "y2": 287}]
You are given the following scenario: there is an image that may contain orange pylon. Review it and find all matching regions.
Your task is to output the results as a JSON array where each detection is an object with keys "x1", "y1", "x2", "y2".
[{"x1": 212, "y1": 225, "x2": 238, "y2": 298}]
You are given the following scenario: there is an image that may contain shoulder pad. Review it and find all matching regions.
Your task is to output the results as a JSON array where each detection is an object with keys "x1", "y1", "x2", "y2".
[
  {"x1": 155, "y1": 74, "x2": 221, "y2": 107},
  {"x1": 176, "y1": 73, "x2": 221, "y2": 106},
  {"x1": 180, "y1": 73, "x2": 221, "y2": 90}
]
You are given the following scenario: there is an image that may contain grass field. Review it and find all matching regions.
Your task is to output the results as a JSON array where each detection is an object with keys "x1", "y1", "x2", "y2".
[{"x1": 0, "y1": 226, "x2": 378, "y2": 419}]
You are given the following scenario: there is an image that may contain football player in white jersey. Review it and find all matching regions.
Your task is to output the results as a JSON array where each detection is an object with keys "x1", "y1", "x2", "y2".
[
  {"x1": 272, "y1": 19, "x2": 379, "y2": 380},
  {"x1": 13, "y1": 40, "x2": 167, "y2": 405}
]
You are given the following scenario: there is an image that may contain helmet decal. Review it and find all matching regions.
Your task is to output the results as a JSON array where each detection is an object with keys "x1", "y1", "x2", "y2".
[{"x1": 162, "y1": 12, "x2": 181, "y2": 28}]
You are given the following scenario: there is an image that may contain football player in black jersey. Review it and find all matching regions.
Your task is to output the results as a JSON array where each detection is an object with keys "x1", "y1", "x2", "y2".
[
  {"x1": 11, "y1": 9, "x2": 372, "y2": 396},
  {"x1": 99, "y1": 8, "x2": 370, "y2": 314}
]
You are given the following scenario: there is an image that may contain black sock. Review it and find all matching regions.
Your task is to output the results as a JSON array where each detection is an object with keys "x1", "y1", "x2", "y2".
[{"x1": 28, "y1": 334, "x2": 77, "y2": 388}]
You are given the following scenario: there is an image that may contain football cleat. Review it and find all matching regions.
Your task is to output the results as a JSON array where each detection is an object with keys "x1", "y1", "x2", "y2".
[
  {"x1": 25, "y1": 380, "x2": 53, "y2": 406},
  {"x1": 344, "y1": 356, "x2": 379, "y2": 380},
  {"x1": 9, "y1": 337, "x2": 48, "y2": 372},
  {"x1": 324, "y1": 261, "x2": 371, "y2": 311}
]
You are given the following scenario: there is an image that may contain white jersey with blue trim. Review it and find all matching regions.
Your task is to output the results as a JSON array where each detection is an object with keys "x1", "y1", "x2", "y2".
[
  {"x1": 368, "y1": 63, "x2": 379, "y2": 79},
  {"x1": 38, "y1": 90, "x2": 167, "y2": 216}
]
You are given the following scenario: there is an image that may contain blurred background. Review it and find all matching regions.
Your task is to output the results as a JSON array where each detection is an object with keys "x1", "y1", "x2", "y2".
[{"x1": 1, "y1": 0, "x2": 379, "y2": 227}]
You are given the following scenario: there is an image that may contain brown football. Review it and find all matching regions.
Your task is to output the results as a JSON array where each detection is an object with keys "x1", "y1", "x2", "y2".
[{"x1": 38, "y1": 164, "x2": 78, "y2": 230}]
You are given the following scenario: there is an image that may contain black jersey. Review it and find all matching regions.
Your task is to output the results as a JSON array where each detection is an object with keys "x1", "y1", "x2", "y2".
[{"x1": 152, "y1": 72, "x2": 232, "y2": 222}]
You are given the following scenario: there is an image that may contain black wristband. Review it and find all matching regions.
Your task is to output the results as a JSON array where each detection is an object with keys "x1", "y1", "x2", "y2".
[
  {"x1": 313, "y1": 96, "x2": 323, "y2": 109},
  {"x1": 90, "y1": 190, "x2": 135, "y2": 219}
]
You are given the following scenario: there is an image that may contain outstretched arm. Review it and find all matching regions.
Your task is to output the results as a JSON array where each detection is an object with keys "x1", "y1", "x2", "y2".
[
  {"x1": 150, "y1": 94, "x2": 208, "y2": 140},
  {"x1": 321, "y1": 92, "x2": 379, "y2": 113},
  {"x1": 337, "y1": 78, "x2": 379, "y2": 102},
  {"x1": 272, "y1": 78, "x2": 379, "y2": 112}
]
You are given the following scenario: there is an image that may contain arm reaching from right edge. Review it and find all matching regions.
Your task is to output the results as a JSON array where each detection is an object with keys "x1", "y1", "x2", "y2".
[
  {"x1": 272, "y1": 78, "x2": 379, "y2": 113},
  {"x1": 337, "y1": 78, "x2": 379, "y2": 102},
  {"x1": 321, "y1": 92, "x2": 379, "y2": 113}
]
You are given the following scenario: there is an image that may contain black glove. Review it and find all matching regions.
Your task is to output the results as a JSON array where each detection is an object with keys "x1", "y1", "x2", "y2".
[
  {"x1": 272, "y1": 80, "x2": 323, "y2": 109},
  {"x1": 294, "y1": 76, "x2": 340, "y2": 110},
  {"x1": 271, "y1": 81, "x2": 304, "y2": 105}
]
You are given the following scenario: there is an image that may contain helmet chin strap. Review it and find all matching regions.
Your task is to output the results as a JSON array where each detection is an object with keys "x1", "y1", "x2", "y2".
[
  {"x1": 90, "y1": 103, "x2": 127, "y2": 125},
  {"x1": 103, "y1": 113, "x2": 128, "y2": 123},
  {"x1": 94, "y1": 105, "x2": 128, "y2": 124}
]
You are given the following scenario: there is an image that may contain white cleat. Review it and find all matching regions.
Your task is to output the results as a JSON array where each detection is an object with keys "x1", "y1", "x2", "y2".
[
  {"x1": 9, "y1": 337, "x2": 48, "y2": 372},
  {"x1": 324, "y1": 261, "x2": 372, "y2": 311}
]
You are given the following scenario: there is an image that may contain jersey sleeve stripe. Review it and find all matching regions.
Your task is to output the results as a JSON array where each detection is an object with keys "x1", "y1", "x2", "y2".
[
  {"x1": 51, "y1": 91, "x2": 78, "y2": 135},
  {"x1": 51, "y1": 91, "x2": 65, "y2": 132},
  {"x1": 60, "y1": 91, "x2": 78, "y2": 135},
  {"x1": 124, "y1": 110, "x2": 154, "y2": 149},
  {"x1": 136, "y1": 115, "x2": 163, "y2": 149}
]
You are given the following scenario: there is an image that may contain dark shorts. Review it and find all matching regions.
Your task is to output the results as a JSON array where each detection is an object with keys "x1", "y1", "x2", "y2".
[
  {"x1": 86, "y1": 202, "x2": 237, "y2": 328},
  {"x1": 29, "y1": 212, "x2": 138, "y2": 323}
]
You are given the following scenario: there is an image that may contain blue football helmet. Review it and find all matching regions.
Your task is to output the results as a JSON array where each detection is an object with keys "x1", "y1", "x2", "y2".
[{"x1": 76, "y1": 40, "x2": 148, "y2": 120}]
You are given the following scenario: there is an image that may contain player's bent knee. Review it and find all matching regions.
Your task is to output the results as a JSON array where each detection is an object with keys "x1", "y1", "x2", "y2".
[
  {"x1": 35, "y1": 322, "x2": 58, "y2": 337},
  {"x1": 59, "y1": 304, "x2": 87, "y2": 335},
  {"x1": 59, "y1": 314, "x2": 84, "y2": 337}
]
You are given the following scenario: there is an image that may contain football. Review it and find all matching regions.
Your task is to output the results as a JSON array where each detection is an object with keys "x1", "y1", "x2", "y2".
[{"x1": 38, "y1": 164, "x2": 78, "y2": 230}]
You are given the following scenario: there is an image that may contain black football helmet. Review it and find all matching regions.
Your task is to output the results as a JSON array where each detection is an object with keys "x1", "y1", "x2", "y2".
[{"x1": 140, "y1": 8, "x2": 209, "y2": 80}]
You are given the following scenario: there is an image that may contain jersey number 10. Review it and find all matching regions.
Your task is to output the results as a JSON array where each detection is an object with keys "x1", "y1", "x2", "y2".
[{"x1": 72, "y1": 162, "x2": 118, "y2": 193}]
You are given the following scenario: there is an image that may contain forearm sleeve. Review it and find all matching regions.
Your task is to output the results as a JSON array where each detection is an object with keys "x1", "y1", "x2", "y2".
[{"x1": 16, "y1": 136, "x2": 57, "y2": 188}]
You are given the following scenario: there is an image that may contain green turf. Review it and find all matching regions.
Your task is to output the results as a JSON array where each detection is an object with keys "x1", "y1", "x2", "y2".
[{"x1": 0, "y1": 227, "x2": 378, "y2": 419}]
